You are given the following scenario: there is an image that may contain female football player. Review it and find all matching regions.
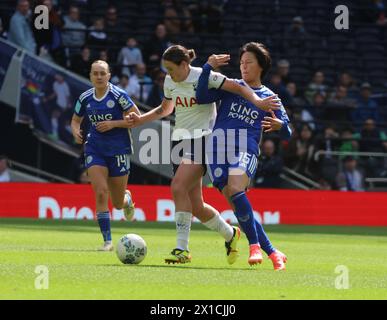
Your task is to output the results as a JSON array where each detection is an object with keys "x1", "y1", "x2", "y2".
[
  {"x1": 71, "y1": 60, "x2": 139, "y2": 251},
  {"x1": 196, "y1": 43, "x2": 291, "y2": 270},
  {"x1": 126, "y1": 45, "x2": 280, "y2": 264}
]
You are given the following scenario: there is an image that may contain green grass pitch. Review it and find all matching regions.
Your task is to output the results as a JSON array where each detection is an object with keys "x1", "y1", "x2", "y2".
[{"x1": 1, "y1": 218, "x2": 387, "y2": 300}]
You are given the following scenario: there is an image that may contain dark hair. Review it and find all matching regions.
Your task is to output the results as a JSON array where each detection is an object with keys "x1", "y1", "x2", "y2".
[
  {"x1": 239, "y1": 42, "x2": 272, "y2": 80},
  {"x1": 343, "y1": 155, "x2": 355, "y2": 163},
  {"x1": 162, "y1": 45, "x2": 196, "y2": 65}
]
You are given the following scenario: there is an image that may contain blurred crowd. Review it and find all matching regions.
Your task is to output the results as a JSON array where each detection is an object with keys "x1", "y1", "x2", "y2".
[{"x1": 1, "y1": 0, "x2": 387, "y2": 190}]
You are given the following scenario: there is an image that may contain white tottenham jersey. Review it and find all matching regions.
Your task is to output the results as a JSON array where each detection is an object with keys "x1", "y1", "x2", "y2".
[{"x1": 164, "y1": 66, "x2": 226, "y2": 141}]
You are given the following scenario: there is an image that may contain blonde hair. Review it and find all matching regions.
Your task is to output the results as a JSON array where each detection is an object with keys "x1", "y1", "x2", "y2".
[{"x1": 91, "y1": 60, "x2": 110, "y2": 73}]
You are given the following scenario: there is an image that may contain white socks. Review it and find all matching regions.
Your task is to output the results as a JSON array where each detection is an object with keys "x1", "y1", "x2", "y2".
[
  {"x1": 203, "y1": 214, "x2": 234, "y2": 242},
  {"x1": 175, "y1": 211, "x2": 192, "y2": 251}
]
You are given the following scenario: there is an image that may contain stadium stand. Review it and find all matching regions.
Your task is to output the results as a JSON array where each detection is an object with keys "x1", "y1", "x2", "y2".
[{"x1": 0, "y1": 0, "x2": 386, "y2": 190}]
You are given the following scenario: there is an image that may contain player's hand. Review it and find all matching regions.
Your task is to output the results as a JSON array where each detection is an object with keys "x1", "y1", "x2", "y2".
[
  {"x1": 96, "y1": 121, "x2": 114, "y2": 132},
  {"x1": 72, "y1": 128, "x2": 83, "y2": 144},
  {"x1": 207, "y1": 54, "x2": 230, "y2": 69},
  {"x1": 125, "y1": 112, "x2": 142, "y2": 128},
  {"x1": 254, "y1": 94, "x2": 281, "y2": 112},
  {"x1": 261, "y1": 109, "x2": 283, "y2": 133}
]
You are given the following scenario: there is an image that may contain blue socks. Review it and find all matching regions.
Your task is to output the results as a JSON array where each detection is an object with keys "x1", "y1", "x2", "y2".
[
  {"x1": 230, "y1": 191, "x2": 275, "y2": 256},
  {"x1": 230, "y1": 191, "x2": 259, "y2": 245},
  {"x1": 97, "y1": 211, "x2": 111, "y2": 242},
  {"x1": 255, "y1": 220, "x2": 275, "y2": 256}
]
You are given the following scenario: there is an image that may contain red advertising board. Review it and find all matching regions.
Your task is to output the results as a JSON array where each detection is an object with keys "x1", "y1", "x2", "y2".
[{"x1": 0, "y1": 183, "x2": 387, "y2": 226}]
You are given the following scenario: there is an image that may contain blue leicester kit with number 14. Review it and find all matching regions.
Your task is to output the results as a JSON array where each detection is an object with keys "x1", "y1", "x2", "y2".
[{"x1": 74, "y1": 83, "x2": 134, "y2": 176}]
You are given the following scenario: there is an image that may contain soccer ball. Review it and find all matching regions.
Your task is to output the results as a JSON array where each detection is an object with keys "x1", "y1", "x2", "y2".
[{"x1": 116, "y1": 234, "x2": 147, "y2": 264}]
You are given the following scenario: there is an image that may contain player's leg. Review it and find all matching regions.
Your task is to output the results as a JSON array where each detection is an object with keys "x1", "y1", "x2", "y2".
[
  {"x1": 165, "y1": 160, "x2": 200, "y2": 264},
  {"x1": 88, "y1": 164, "x2": 113, "y2": 251},
  {"x1": 227, "y1": 159, "x2": 287, "y2": 270},
  {"x1": 226, "y1": 170, "x2": 263, "y2": 265},
  {"x1": 107, "y1": 154, "x2": 135, "y2": 220},
  {"x1": 188, "y1": 178, "x2": 240, "y2": 265}
]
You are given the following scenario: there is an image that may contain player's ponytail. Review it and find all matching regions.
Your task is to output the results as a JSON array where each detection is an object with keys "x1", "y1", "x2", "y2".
[
  {"x1": 239, "y1": 42, "x2": 272, "y2": 81},
  {"x1": 187, "y1": 49, "x2": 196, "y2": 62},
  {"x1": 162, "y1": 45, "x2": 196, "y2": 65}
]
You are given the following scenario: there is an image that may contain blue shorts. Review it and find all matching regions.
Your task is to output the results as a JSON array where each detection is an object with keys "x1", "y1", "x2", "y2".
[
  {"x1": 84, "y1": 151, "x2": 130, "y2": 177},
  {"x1": 207, "y1": 150, "x2": 258, "y2": 191}
]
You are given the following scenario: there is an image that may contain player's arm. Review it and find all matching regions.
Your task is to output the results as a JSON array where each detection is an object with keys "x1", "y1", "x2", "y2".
[
  {"x1": 71, "y1": 114, "x2": 84, "y2": 144},
  {"x1": 96, "y1": 103, "x2": 142, "y2": 132},
  {"x1": 261, "y1": 109, "x2": 292, "y2": 140},
  {"x1": 125, "y1": 98, "x2": 174, "y2": 128},
  {"x1": 222, "y1": 79, "x2": 281, "y2": 111},
  {"x1": 71, "y1": 98, "x2": 85, "y2": 143},
  {"x1": 196, "y1": 63, "x2": 225, "y2": 104},
  {"x1": 201, "y1": 55, "x2": 281, "y2": 111}
]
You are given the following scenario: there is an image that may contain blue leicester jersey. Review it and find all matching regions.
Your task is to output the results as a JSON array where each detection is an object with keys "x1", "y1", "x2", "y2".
[
  {"x1": 74, "y1": 83, "x2": 135, "y2": 156},
  {"x1": 213, "y1": 81, "x2": 289, "y2": 155},
  {"x1": 196, "y1": 64, "x2": 291, "y2": 156}
]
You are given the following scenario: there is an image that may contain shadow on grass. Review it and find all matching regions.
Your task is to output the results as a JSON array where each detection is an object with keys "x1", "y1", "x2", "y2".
[
  {"x1": 95, "y1": 263, "x2": 261, "y2": 272},
  {"x1": 1, "y1": 218, "x2": 387, "y2": 237}
]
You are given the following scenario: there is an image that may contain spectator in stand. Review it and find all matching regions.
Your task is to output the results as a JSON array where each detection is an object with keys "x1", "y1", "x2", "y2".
[
  {"x1": 318, "y1": 178, "x2": 332, "y2": 190},
  {"x1": 304, "y1": 71, "x2": 329, "y2": 105},
  {"x1": 128, "y1": 63, "x2": 153, "y2": 103},
  {"x1": 286, "y1": 81, "x2": 307, "y2": 109},
  {"x1": 336, "y1": 156, "x2": 364, "y2": 191},
  {"x1": 254, "y1": 140, "x2": 283, "y2": 188},
  {"x1": 337, "y1": 72, "x2": 358, "y2": 98},
  {"x1": 98, "y1": 49, "x2": 109, "y2": 62},
  {"x1": 33, "y1": 0, "x2": 64, "y2": 65},
  {"x1": 0, "y1": 155, "x2": 11, "y2": 182},
  {"x1": 58, "y1": 116, "x2": 75, "y2": 145},
  {"x1": 367, "y1": 0, "x2": 387, "y2": 26},
  {"x1": 70, "y1": 45, "x2": 92, "y2": 78},
  {"x1": 328, "y1": 85, "x2": 356, "y2": 108},
  {"x1": 117, "y1": 74, "x2": 131, "y2": 95},
  {"x1": 189, "y1": 0, "x2": 223, "y2": 33},
  {"x1": 162, "y1": 0, "x2": 194, "y2": 34},
  {"x1": 284, "y1": 123, "x2": 316, "y2": 178},
  {"x1": 358, "y1": 118, "x2": 387, "y2": 177},
  {"x1": 351, "y1": 82, "x2": 379, "y2": 124},
  {"x1": 283, "y1": 16, "x2": 309, "y2": 55},
  {"x1": 144, "y1": 24, "x2": 172, "y2": 70},
  {"x1": 146, "y1": 69, "x2": 166, "y2": 107},
  {"x1": 339, "y1": 127, "x2": 360, "y2": 157},
  {"x1": 314, "y1": 125, "x2": 340, "y2": 187},
  {"x1": 266, "y1": 72, "x2": 292, "y2": 107},
  {"x1": 50, "y1": 108, "x2": 61, "y2": 140},
  {"x1": 8, "y1": 0, "x2": 37, "y2": 54},
  {"x1": 327, "y1": 85, "x2": 356, "y2": 122},
  {"x1": 276, "y1": 59, "x2": 292, "y2": 85},
  {"x1": 43, "y1": 74, "x2": 71, "y2": 112},
  {"x1": 293, "y1": 92, "x2": 326, "y2": 131},
  {"x1": 359, "y1": 118, "x2": 386, "y2": 153},
  {"x1": 62, "y1": 6, "x2": 86, "y2": 58},
  {"x1": 104, "y1": 6, "x2": 125, "y2": 60},
  {"x1": 117, "y1": 37, "x2": 144, "y2": 77},
  {"x1": 88, "y1": 17, "x2": 107, "y2": 50}
]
